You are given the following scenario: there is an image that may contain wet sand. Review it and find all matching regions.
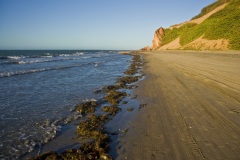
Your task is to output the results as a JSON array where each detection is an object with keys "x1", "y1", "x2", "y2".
[{"x1": 117, "y1": 50, "x2": 240, "y2": 160}]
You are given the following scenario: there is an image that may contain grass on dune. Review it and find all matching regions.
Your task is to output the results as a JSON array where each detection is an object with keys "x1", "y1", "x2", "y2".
[
  {"x1": 161, "y1": 0, "x2": 240, "y2": 50},
  {"x1": 191, "y1": 0, "x2": 231, "y2": 20}
]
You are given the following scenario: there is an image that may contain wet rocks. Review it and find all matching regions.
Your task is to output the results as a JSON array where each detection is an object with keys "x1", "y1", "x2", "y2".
[
  {"x1": 29, "y1": 53, "x2": 144, "y2": 160},
  {"x1": 118, "y1": 76, "x2": 140, "y2": 85},
  {"x1": 126, "y1": 108, "x2": 134, "y2": 112},
  {"x1": 94, "y1": 89, "x2": 102, "y2": 94},
  {"x1": 102, "y1": 106, "x2": 122, "y2": 116},
  {"x1": 141, "y1": 46, "x2": 151, "y2": 51},
  {"x1": 139, "y1": 104, "x2": 147, "y2": 111},
  {"x1": 58, "y1": 149, "x2": 87, "y2": 160},
  {"x1": 73, "y1": 114, "x2": 112, "y2": 159},
  {"x1": 74, "y1": 100, "x2": 99, "y2": 115},
  {"x1": 29, "y1": 151, "x2": 61, "y2": 160},
  {"x1": 104, "y1": 90, "x2": 127, "y2": 105},
  {"x1": 77, "y1": 114, "x2": 110, "y2": 139},
  {"x1": 103, "y1": 85, "x2": 121, "y2": 91},
  {"x1": 30, "y1": 141, "x2": 112, "y2": 160},
  {"x1": 124, "y1": 55, "x2": 142, "y2": 75},
  {"x1": 122, "y1": 101, "x2": 128, "y2": 104}
]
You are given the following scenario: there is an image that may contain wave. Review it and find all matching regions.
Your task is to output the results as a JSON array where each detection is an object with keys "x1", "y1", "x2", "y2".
[
  {"x1": 15, "y1": 57, "x2": 84, "y2": 65},
  {"x1": 0, "y1": 61, "x2": 103, "y2": 78},
  {"x1": 59, "y1": 52, "x2": 84, "y2": 57},
  {"x1": 0, "y1": 65, "x2": 82, "y2": 78},
  {"x1": 0, "y1": 52, "x2": 85, "y2": 60},
  {"x1": 1, "y1": 113, "x2": 81, "y2": 159},
  {"x1": 0, "y1": 56, "x2": 25, "y2": 60},
  {"x1": 0, "y1": 54, "x2": 89, "y2": 66}
]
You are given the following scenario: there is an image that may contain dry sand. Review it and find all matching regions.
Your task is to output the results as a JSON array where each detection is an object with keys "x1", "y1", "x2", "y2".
[
  {"x1": 182, "y1": 36, "x2": 229, "y2": 50},
  {"x1": 117, "y1": 50, "x2": 240, "y2": 160}
]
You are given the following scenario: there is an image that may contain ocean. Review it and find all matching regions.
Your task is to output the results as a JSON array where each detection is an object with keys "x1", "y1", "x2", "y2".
[{"x1": 0, "y1": 50, "x2": 133, "y2": 159}]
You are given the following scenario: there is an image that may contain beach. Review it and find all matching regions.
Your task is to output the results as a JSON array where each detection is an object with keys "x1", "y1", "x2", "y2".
[
  {"x1": 0, "y1": 50, "x2": 141, "y2": 159},
  {"x1": 117, "y1": 51, "x2": 240, "y2": 159}
]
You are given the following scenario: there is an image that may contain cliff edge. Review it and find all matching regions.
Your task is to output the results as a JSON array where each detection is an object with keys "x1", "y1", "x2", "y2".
[{"x1": 142, "y1": 0, "x2": 240, "y2": 51}]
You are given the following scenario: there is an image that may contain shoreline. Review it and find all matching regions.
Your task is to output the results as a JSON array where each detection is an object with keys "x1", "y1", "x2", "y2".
[
  {"x1": 26, "y1": 53, "x2": 144, "y2": 159},
  {"x1": 117, "y1": 50, "x2": 240, "y2": 159}
]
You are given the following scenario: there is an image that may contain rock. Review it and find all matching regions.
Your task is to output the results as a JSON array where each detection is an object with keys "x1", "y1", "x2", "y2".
[
  {"x1": 60, "y1": 149, "x2": 86, "y2": 160},
  {"x1": 139, "y1": 103, "x2": 147, "y2": 111},
  {"x1": 117, "y1": 76, "x2": 140, "y2": 85},
  {"x1": 126, "y1": 108, "x2": 134, "y2": 112},
  {"x1": 94, "y1": 89, "x2": 102, "y2": 94},
  {"x1": 29, "y1": 151, "x2": 61, "y2": 160},
  {"x1": 75, "y1": 114, "x2": 112, "y2": 159},
  {"x1": 121, "y1": 129, "x2": 128, "y2": 133},
  {"x1": 152, "y1": 27, "x2": 164, "y2": 50},
  {"x1": 77, "y1": 114, "x2": 110, "y2": 139},
  {"x1": 100, "y1": 153, "x2": 113, "y2": 160},
  {"x1": 104, "y1": 90, "x2": 127, "y2": 105},
  {"x1": 141, "y1": 46, "x2": 152, "y2": 51},
  {"x1": 74, "y1": 100, "x2": 98, "y2": 114},
  {"x1": 103, "y1": 85, "x2": 121, "y2": 91},
  {"x1": 102, "y1": 106, "x2": 122, "y2": 116},
  {"x1": 122, "y1": 101, "x2": 128, "y2": 104}
]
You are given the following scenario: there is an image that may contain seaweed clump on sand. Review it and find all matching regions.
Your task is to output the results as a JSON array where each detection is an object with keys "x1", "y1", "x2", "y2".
[
  {"x1": 102, "y1": 106, "x2": 122, "y2": 116},
  {"x1": 104, "y1": 90, "x2": 127, "y2": 106},
  {"x1": 117, "y1": 76, "x2": 140, "y2": 86},
  {"x1": 74, "y1": 100, "x2": 99, "y2": 115},
  {"x1": 124, "y1": 55, "x2": 142, "y2": 75},
  {"x1": 103, "y1": 85, "x2": 122, "y2": 92},
  {"x1": 29, "y1": 53, "x2": 144, "y2": 160},
  {"x1": 77, "y1": 114, "x2": 110, "y2": 139},
  {"x1": 126, "y1": 108, "x2": 134, "y2": 112},
  {"x1": 76, "y1": 114, "x2": 112, "y2": 159},
  {"x1": 30, "y1": 114, "x2": 112, "y2": 160}
]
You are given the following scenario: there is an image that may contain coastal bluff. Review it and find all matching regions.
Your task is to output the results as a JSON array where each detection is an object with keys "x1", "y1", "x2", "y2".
[{"x1": 141, "y1": 0, "x2": 240, "y2": 51}]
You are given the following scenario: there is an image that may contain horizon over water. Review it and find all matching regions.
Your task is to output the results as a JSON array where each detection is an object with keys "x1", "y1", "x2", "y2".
[{"x1": 0, "y1": 50, "x2": 132, "y2": 159}]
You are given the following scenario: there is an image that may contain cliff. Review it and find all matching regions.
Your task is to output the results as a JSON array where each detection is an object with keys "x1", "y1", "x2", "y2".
[
  {"x1": 152, "y1": 27, "x2": 164, "y2": 50},
  {"x1": 142, "y1": 0, "x2": 240, "y2": 51}
]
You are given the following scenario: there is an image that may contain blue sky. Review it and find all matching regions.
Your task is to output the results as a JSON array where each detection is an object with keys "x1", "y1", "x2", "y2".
[{"x1": 0, "y1": 0, "x2": 216, "y2": 50}]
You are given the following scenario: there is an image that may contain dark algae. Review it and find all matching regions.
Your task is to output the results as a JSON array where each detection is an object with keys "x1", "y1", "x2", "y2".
[
  {"x1": 29, "y1": 53, "x2": 143, "y2": 160},
  {"x1": 102, "y1": 106, "x2": 122, "y2": 116},
  {"x1": 74, "y1": 100, "x2": 99, "y2": 115},
  {"x1": 126, "y1": 108, "x2": 134, "y2": 112},
  {"x1": 104, "y1": 90, "x2": 127, "y2": 106}
]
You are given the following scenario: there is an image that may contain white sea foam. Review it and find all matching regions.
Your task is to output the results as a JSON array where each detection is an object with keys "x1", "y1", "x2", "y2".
[
  {"x1": 41, "y1": 55, "x2": 53, "y2": 58},
  {"x1": 60, "y1": 52, "x2": 84, "y2": 57},
  {"x1": 7, "y1": 56, "x2": 22, "y2": 60},
  {"x1": 74, "y1": 52, "x2": 84, "y2": 56}
]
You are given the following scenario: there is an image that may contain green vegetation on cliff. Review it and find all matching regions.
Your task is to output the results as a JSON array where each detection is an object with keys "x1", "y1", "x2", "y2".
[
  {"x1": 191, "y1": 0, "x2": 230, "y2": 20},
  {"x1": 161, "y1": 23, "x2": 197, "y2": 46},
  {"x1": 161, "y1": 0, "x2": 240, "y2": 50}
]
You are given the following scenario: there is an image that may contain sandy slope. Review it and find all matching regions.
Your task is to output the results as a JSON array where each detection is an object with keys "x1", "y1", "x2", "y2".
[
  {"x1": 159, "y1": 3, "x2": 230, "y2": 50},
  {"x1": 182, "y1": 36, "x2": 229, "y2": 50},
  {"x1": 159, "y1": 36, "x2": 229, "y2": 50},
  {"x1": 159, "y1": 37, "x2": 181, "y2": 50},
  {"x1": 117, "y1": 51, "x2": 240, "y2": 160},
  {"x1": 169, "y1": 3, "x2": 229, "y2": 29}
]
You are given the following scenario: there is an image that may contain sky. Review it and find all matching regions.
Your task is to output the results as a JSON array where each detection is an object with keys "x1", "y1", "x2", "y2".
[{"x1": 0, "y1": 0, "x2": 216, "y2": 50}]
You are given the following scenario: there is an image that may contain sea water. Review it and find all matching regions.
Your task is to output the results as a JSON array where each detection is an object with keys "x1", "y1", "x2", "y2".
[{"x1": 0, "y1": 50, "x2": 132, "y2": 159}]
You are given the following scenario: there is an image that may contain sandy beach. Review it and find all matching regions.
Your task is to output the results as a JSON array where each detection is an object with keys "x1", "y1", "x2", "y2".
[{"x1": 117, "y1": 51, "x2": 240, "y2": 160}]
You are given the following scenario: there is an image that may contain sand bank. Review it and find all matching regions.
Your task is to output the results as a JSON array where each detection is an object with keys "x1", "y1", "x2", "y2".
[{"x1": 117, "y1": 50, "x2": 240, "y2": 160}]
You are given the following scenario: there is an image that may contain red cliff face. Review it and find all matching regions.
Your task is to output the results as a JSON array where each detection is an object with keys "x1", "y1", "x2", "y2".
[{"x1": 152, "y1": 27, "x2": 164, "y2": 50}]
